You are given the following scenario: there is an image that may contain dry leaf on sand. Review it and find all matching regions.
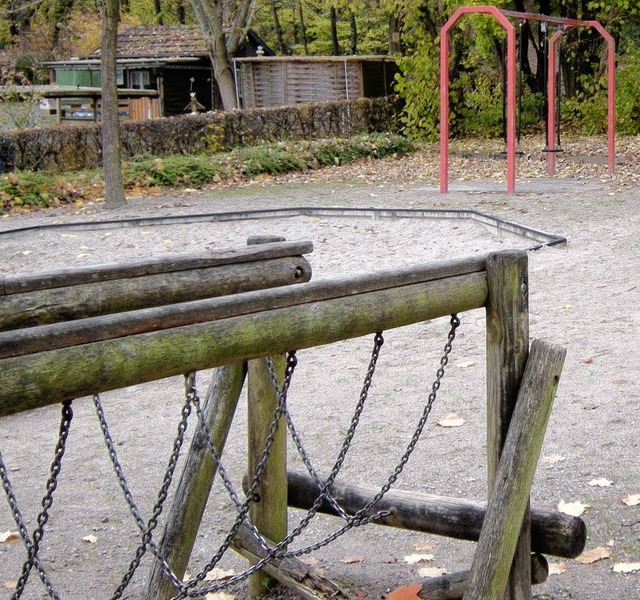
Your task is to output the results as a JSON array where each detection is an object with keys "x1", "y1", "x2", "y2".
[{"x1": 575, "y1": 546, "x2": 611, "y2": 564}]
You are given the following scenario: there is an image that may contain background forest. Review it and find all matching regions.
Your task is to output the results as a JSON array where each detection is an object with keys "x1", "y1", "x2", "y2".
[{"x1": 0, "y1": 0, "x2": 639, "y2": 138}]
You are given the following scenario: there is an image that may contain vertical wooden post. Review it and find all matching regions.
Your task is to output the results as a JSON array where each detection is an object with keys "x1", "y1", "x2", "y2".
[
  {"x1": 485, "y1": 250, "x2": 530, "y2": 600},
  {"x1": 247, "y1": 355, "x2": 288, "y2": 597},
  {"x1": 145, "y1": 364, "x2": 247, "y2": 600},
  {"x1": 464, "y1": 340, "x2": 565, "y2": 600}
]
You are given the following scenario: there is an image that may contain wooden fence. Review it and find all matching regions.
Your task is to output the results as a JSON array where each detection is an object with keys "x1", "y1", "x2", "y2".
[{"x1": 0, "y1": 247, "x2": 574, "y2": 600}]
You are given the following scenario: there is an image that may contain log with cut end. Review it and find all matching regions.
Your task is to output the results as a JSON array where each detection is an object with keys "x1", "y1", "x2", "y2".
[{"x1": 286, "y1": 471, "x2": 585, "y2": 559}]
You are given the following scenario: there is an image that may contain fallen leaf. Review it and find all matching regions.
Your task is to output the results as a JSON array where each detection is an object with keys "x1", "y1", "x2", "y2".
[
  {"x1": 541, "y1": 454, "x2": 566, "y2": 464},
  {"x1": 203, "y1": 568, "x2": 235, "y2": 581},
  {"x1": 21, "y1": 250, "x2": 31, "y2": 255},
  {"x1": 77, "y1": 253, "x2": 91, "y2": 258},
  {"x1": 4, "y1": 581, "x2": 17, "y2": 590},
  {"x1": 382, "y1": 555, "x2": 397, "y2": 564},
  {"x1": 412, "y1": 541, "x2": 437, "y2": 552},
  {"x1": 582, "y1": 357, "x2": 594, "y2": 364},
  {"x1": 613, "y1": 562, "x2": 640, "y2": 573},
  {"x1": 417, "y1": 567, "x2": 448, "y2": 578},
  {"x1": 558, "y1": 304, "x2": 574, "y2": 310},
  {"x1": 164, "y1": 239, "x2": 174, "y2": 244},
  {"x1": 339, "y1": 555, "x2": 364, "y2": 564},
  {"x1": 589, "y1": 478, "x2": 613, "y2": 487},
  {"x1": 613, "y1": 380, "x2": 629, "y2": 385},
  {"x1": 60, "y1": 233, "x2": 76, "y2": 238},
  {"x1": 558, "y1": 500, "x2": 589, "y2": 517},
  {"x1": 140, "y1": 231, "x2": 153, "y2": 236},
  {"x1": 575, "y1": 546, "x2": 611, "y2": 564},
  {"x1": 299, "y1": 557, "x2": 319, "y2": 566},
  {"x1": 205, "y1": 592, "x2": 236, "y2": 600},
  {"x1": 404, "y1": 553, "x2": 434, "y2": 564},
  {"x1": 387, "y1": 583, "x2": 421, "y2": 600},
  {"x1": 457, "y1": 360, "x2": 476, "y2": 368},
  {"x1": 622, "y1": 494, "x2": 640, "y2": 507},
  {"x1": 436, "y1": 413, "x2": 465, "y2": 428},
  {"x1": 0, "y1": 531, "x2": 20, "y2": 543},
  {"x1": 81, "y1": 535, "x2": 97, "y2": 544},
  {"x1": 548, "y1": 562, "x2": 567, "y2": 575}
]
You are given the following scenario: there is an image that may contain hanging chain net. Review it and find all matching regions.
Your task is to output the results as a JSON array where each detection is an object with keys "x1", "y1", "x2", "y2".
[{"x1": 0, "y1": 315, "x2": 460, "y2": 599}]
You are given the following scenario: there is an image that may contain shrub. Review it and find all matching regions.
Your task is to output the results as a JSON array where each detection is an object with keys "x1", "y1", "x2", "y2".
[{"x1": 0, "y1": 133, "x2": 415, "y2": 213}]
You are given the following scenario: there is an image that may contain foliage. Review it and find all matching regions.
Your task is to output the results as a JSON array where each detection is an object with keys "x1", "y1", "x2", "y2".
[
  {"x1": 0, "y1": 170, "x2": 81, "y2": 210},
  {"x1": 123, "y1": 155, "x2": 227, "y2": 187},
  {"x1": 615, "y1": 46, "x2": 640, "y2": 135},
  {"x1": 0, "y1": 133, "x2": 414, "y2": 212}
]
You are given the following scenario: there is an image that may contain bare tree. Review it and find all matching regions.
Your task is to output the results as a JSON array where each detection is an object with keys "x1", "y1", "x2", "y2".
[
  {"x1": 189, "y1": 0, "x2": 257, "y2": 110},
  {"x1": 100, "y1": 0, "x2": 127, "y2": 208}
]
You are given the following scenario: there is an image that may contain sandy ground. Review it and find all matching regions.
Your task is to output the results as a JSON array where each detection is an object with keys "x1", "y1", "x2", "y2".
[{"x1": 0, "y1": 169, "x2": 639, "y2": 600}]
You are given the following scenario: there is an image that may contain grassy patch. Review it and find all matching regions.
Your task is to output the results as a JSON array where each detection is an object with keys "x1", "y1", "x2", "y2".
[{"x1": 0, "y1": 133, "x2": 415, "y2": 213}]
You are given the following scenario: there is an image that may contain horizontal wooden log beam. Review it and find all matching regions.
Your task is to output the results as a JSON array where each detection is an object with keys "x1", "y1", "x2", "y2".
[
  {"x1": 0, "y1": 260, "x2": 488, "y2": 416},
  {"x1": 0, "y1": 256, "x2": 313, "y2": 356},
  {"x1": 286, "y1": 471, "x2": 585, "y2": 559},
  {"x1": 0, "y1": 256, "x2": 312, "y2": 331},
  {"x1": 1, "y1": 241, "x2": 313, "y2": 295},
  {"x1": 0, "y1": 255, "x2": 485, "y2": 358}
]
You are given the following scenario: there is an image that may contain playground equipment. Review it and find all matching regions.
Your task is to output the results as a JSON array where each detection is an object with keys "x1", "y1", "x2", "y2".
[
  {"x1": 439, "y1": 5, "x2": 615, "y2": 193},
  {"x1": 0, "y1": 242, "x2": 577, "y2": 600}
]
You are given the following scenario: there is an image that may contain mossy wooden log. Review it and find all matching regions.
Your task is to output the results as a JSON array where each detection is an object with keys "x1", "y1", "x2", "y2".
[
  {"x1": 145, "y1": 364, "x2": 246, "y2": 600},
  {"x1": 463, "y1": 340, "x2": 566, "y2": 600},
  {"x1": 247, "y1": 356, "x2": 288, "y2": 597},
  {"x1": 0, "y1": 241, "x2": 313, "y2": 295},
  {"x1": 418, "y1": 554, "x2": 548, "y2": 600},
  {"x1": 0, "y1": 264, "x2": 488, "y2": 416},
  {"x1": 485, "y1": 250, "x2": 530, "y2": 600},
  {"x1": 231, "y1": 523, "x2": 348, "y2": 600},
  {"x1": 285, "y1": 471, "x2": 585, "y2": 558},
  {"x1": 0, "y1": 256, "x2": 312, "y2": 331},
  {"x1": 0, "y1": 255, "x2": 482, "y2": 359}
]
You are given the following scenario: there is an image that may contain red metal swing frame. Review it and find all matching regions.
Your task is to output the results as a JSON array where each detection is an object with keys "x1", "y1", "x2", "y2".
[{"x1": 439, "y1": 6, "x2": 615, "y2": 194}]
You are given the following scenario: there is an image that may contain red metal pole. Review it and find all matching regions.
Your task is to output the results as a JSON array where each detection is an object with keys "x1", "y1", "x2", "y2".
[
  {"x1": 440, "y1": 24, "x2": 451, "y2": 193},
  {"x1": 439, "y1": 6, "x2": 516, "y2": 193},
  {"x1": 546, "y1": 31, "x2": 562, "y2": 176},
  {"x1": 587, "y1": 21, "x2": 616, "y2": 175},
  {"x1": 505, "y1": 26, "x2": 516, "y2": 193}
]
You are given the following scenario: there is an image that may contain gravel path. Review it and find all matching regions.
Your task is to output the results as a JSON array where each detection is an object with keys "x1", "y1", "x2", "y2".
[{"x1": 0, "y1": 168, "x2": 639, "y2": 600}]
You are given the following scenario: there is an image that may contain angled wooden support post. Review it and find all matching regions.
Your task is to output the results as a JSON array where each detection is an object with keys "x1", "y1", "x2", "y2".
[
  {"x1": 145, "y1": 364, "x2": 247, "y2": 600},
  {"x1": 463, "y1": 339, "x2": 566, "y2": 600},
  {"x1": 247, "y1": 354, "x2": 288, "y2": 597},
  {"x1": 485, "y1": 250, "x2": 530, "y2": 600}
]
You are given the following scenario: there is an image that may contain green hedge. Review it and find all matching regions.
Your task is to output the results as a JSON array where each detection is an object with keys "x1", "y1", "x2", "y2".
[{"x1": 0, "y1": 96, "x2": 403, "y2": 173}]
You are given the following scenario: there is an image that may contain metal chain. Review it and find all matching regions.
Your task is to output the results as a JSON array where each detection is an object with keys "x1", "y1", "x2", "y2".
[
  {"x1": 3, "y1": 401, "x2": 73, "y2": 600},
  {"x1": 263, "y1": 316, "x2": 460, "y2": 560},
  {"x1": 177, "y1": 355, "x2": 299, "y2": 597},
  {"x1": 93, "y1": 374, "x2": 195, "y2": 600},
  {"x1": 310, "y1": 315, "x2": 462, "y2": 537},
  {"x1": 1, "y1": 316, "x2": 459, "y2": 600},
  {"x1": 182, "y1": 331, "x2": 394, "y2": 598}
]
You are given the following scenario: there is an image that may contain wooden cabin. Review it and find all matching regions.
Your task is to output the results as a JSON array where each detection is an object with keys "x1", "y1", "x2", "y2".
[{"x1": 232, "y1": 56, "x2": 397, "y2": 109}]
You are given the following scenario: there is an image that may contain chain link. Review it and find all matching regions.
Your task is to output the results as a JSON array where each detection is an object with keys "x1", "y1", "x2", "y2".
[
  {"x1": 1, "y1": 401, "x2": 73, "y2": 600},
  {"x1": 0, "y1": 317, "x2": 459, "y2": 600}
]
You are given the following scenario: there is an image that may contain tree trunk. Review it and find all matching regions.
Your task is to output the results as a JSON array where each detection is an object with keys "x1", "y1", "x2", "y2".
[
  {"x1": 330, "y1": 6, "x2": 340, "y2": 55},
  {"x1": 101, "y1": 0, "x2": 127, "y2": 209},
  {"x1": 190, "y1": 0, "x2": 238, "y2": 110},
  {"x1": 348, "y1": 9, "x2": 357, "y2": 54},
  {"x1": 299, "y1": 0, "x2": 309, "y2": 54},
  {"x1": 271, "y1": 1, "x2": 288, "y2": 54},
  {"x1": 388, "y1": 15, "x2": 401, "y2": 54},
  {"x1": 177, "y1": 0, "x2": 186, "y2": 23},
  {"x1": 154, "y1": 0, "x2": 163, "y2": 24}
]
